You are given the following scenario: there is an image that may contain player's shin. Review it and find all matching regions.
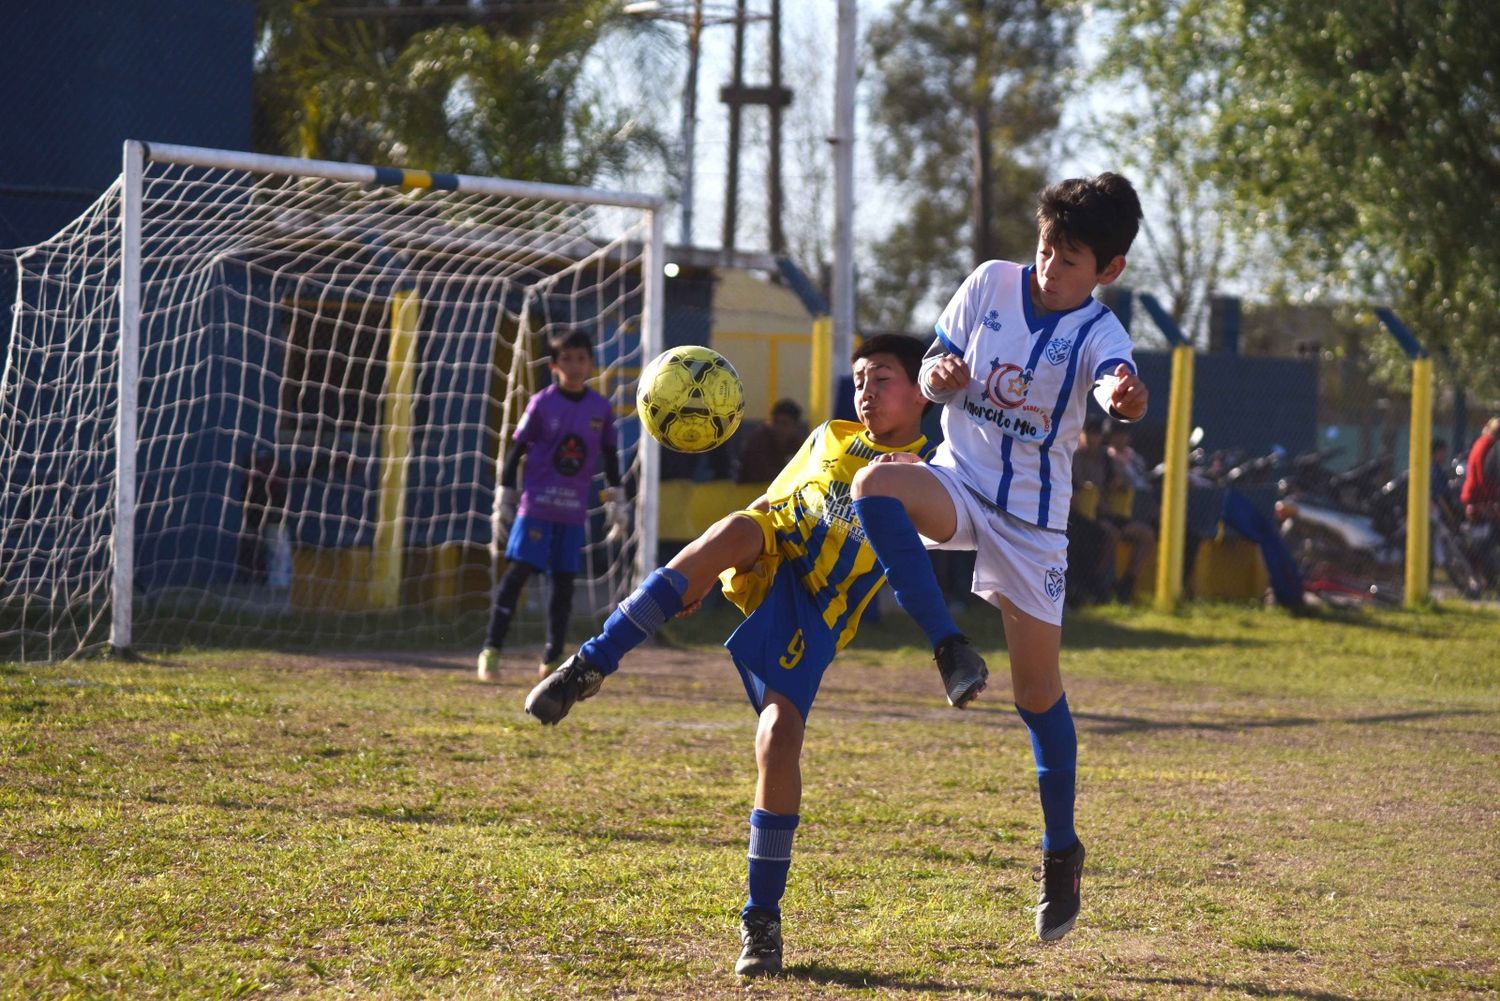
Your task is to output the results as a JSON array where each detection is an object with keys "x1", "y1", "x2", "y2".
[
  {"x1": 485, "y1": 562, "x2": 532, "y2": 649},
  {"x1": 575, "y1": 567, "x2": 688, "y2": 674},
  {"x1": 744, "y1": 808, "x2": 799, "y2": 918},
  {"x1": 851, "y1": 495, "x2": 960, "y2": 647},
  {"x1": 544, "y1": 572, "x2": 575, "y2": 664},
  {"x1": 1016, "y1": 694, "x2": 1078, "y2": 853}
]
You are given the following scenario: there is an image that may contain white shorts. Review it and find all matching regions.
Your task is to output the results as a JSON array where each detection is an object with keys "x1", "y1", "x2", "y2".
[{"x1": 920, "y1": 463, "x2": 1069, "y2": 626}]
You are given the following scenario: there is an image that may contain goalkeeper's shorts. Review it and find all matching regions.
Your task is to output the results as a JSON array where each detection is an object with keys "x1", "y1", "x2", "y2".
[
  {"x1": 506, "y1": 515, "x2": 586, "y2": 574},
  {"x1": 720, "y1": 510, "x2": 838, "y2": 722}
]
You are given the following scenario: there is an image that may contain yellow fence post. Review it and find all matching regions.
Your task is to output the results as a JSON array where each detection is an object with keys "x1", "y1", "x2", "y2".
[
  {"x1": 372, "y1": 289, "x2": 420, "y2": 609},
  {"x1": 809, "y1": 315, "x2": 833, "y2": 425},
  {"x1": 1404, "y1": 356, "x2": 1433, "y2": 606},
  {"x1": 1375, "y1": 308, "x2": 1432, "y2": 608},
  {"x1": 1155, "y1": 343, "x2": 1195, "y2": 610}
]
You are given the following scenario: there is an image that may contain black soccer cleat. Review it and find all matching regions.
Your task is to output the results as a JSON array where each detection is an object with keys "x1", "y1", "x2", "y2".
[
  {"x1": 934, "y1": 634, "x2": 988, "y2": 708},
  {"x1": 735, "y1": 907, "x2": 783, "y2": 977},
  {"x1": 523, "y1": 653, "x2": 604, "y2": 725},
  {"x1": 1035, "y1": 839, "x2": 1085, "y2": 942}
]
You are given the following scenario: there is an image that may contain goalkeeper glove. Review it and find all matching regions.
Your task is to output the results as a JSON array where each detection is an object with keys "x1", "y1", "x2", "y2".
[
  {"x1": 493, "y1": 486, "x2": 520, "y2": 550},
  {"x1": 603, "y1": 486, "x2": 628, "y2": 544}
]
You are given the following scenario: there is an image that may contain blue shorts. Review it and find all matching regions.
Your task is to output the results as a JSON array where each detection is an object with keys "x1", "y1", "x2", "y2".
[
  {"x1": 506, "y1": 515, "x2": 586, "y2": 574},
  {"x1": 725, "y1": 560, "x2": 839, "y2": 721}
]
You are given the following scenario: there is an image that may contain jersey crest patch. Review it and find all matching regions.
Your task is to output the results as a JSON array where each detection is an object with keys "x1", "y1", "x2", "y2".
[
  {"x1": 1044, "y1": 338, "x2": 1072, "y2": 366},
  {"x1": 1045, "y1": 567, "x2": 1066, "y2": 602}
]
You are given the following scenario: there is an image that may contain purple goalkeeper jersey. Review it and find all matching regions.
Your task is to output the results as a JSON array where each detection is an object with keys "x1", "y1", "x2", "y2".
[{"x1": 513, "y1": 384, "x2": 618, "y2": 526}]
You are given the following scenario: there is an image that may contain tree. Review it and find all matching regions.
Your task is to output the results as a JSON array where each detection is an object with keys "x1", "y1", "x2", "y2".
[
  {"x1": 1093, "y1": 0, "x2": 1500, "y2": 396},
  {"x1": 1080, "y1": 7, "x2": 1241, "y2": 346},
  {"x1": 253, "y1": 0, "x2": 671, "y2": 187},
  {"x1": 861, "y1": 0, "x2": 1080, "y2": 332}
]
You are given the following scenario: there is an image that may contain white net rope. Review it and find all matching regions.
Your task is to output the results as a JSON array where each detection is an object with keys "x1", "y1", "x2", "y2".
[{"x1": 2, "y1": 157, "x2": 651, "y2": 661}]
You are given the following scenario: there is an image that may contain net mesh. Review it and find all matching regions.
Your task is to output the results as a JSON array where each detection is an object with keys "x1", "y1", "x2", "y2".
[{"x1": 2, "y1": 155, "x2": 654, "y2": 661}]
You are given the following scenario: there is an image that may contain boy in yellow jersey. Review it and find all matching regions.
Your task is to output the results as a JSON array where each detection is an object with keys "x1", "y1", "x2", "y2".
[{"x1": 524, "y1": 333, "x2": 968, "y2": 977}]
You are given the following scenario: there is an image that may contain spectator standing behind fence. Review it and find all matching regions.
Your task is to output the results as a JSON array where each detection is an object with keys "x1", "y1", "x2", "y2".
[
  {"x1": 1068, "y1": 415, "x2": 1121, "y2": 604},
  {"x1": 1101, "y1": 420, "x2": 1158, "y2": 601},
  {"x1": 737, "y1": 398, "x2": 807, "y2": 484},
  {"x1": 237, "y1": 444, "x2": 286, "y2": 585},
  {"x1": 1461, "y1": 417, "x2": 1500, "y2": 523}
]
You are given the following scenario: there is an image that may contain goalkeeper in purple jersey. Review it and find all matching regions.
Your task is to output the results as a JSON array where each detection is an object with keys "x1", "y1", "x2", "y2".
[{"x1": 478, "y1": 330, "x2": 627, "y2": 682}]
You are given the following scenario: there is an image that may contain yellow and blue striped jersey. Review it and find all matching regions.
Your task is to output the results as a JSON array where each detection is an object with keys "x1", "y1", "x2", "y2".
[{"x1": 743, "y1": 419, "x2": 934, "y2": 650}]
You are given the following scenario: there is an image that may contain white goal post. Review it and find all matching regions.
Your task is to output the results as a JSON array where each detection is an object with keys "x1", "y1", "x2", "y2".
[{"x1": 1, "y1": 140, "x2": 663, "y2": 661}]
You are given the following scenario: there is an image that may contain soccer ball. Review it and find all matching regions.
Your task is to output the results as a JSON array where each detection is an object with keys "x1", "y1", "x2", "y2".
[{"x1": 636, "y1": 346, "x2": 745, "y2": 453}]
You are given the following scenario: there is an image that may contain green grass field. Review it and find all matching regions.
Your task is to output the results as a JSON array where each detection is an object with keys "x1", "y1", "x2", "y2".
[{"x1": 3, "y1": 601, "x2": 1498, "y2": 999}]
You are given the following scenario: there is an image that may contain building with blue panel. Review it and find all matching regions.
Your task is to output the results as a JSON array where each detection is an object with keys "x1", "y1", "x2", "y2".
[{"x1": 0, "y1": 0, "x2": 254, "y2": 256}]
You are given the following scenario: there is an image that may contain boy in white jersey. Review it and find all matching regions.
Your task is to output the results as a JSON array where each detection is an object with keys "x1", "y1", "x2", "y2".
[{"x1": 849, "y1": 172, "x2": 1148, "y2": 942}]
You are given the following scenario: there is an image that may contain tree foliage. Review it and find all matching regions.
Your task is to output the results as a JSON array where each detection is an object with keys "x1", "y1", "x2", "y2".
[
  {"x1": 1094, "y1": 0, "x2": 1500, "y2": 395},
  {"x1": 253, "y1": 0, "x2": 670, "y2": 186},
  {"x1": 862, "y1": 0, "x2": 1079, "y2": 331}
]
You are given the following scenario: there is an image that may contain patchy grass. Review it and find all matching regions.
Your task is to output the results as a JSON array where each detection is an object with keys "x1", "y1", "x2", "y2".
[{"x1": 3, "y1": 602, "x2": 1498, "y2": 999}]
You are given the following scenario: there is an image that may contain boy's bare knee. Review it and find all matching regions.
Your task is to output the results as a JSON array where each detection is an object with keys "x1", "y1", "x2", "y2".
[
  {"x1": 755, "y1": 701, "x2": 804, "y2": 761},
  {"x1": 850, "y1": 463, "x2": 881, "y2": 498}
]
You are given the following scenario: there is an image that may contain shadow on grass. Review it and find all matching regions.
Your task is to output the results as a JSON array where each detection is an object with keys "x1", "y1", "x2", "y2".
[
  {"x1": 781, "y1": 962, "x2": 1047, "y2": 997},
  {"x1": 1118, "y1": 974, "x2": 1357, "y2": 1000},
  {"x1": 1076, "y1": 706, "x2": 1495, "y2": 736},
  {"x1": 1058, "y1": 615, "x2": 1258, "y2": 653}
]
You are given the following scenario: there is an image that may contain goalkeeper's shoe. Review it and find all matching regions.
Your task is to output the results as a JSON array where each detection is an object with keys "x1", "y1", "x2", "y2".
[
  {"x1": 537, "y1": 643, "x2": 565, "y2": 681},
  {"x1": 933, "y1": 634, "x2": 988, "y2": 708},
  {"x1": 734, "y1": 908, "x2": 783, "y2": 978},
  {"x1": 524, "y1": 653, "x2": 603, "y2": 725},
  {"x1": 476, "y1": 646, "x2": 501, "y2": 682},
  {"x1": 1035, "y1": 839, "x2": 1085, "y2": 942}
]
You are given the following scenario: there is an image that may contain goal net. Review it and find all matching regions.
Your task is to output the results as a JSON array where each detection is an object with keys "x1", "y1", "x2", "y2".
[{"x1": 1, "y1": 142, "x2": 663, "y2": 662}]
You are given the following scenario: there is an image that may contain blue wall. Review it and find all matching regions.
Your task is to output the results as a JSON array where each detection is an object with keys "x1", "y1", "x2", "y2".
[{"x1": 0, "y1": 0, "x2": 254, "y2": 333}]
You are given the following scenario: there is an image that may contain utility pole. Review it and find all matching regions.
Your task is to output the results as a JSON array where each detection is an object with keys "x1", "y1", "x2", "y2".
[
  {"x1": 831, "y1": 0, "x2": 856, "y2": 384},
  {"x1": 719, "y1": 0, "x2": 791, "y2": 254},
  {"x1": 680, "y1": 0, "x2": 703, "y2": 247}
]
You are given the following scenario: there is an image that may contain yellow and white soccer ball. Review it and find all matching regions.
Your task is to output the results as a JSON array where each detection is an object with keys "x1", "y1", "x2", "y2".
[{"x1": 636, "y1": 345, "x2": 744, "y2": 453}]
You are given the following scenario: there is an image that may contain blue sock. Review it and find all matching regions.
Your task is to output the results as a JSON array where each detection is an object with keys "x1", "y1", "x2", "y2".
[
  {"x1": 1016, "y1": 695, "x2": 1078, "y2": 854},
  {"x1": 852, "y1": 495, "x2": 960, "y2": 648},
  {"x1": 577, "y1": 567, "x2": 687, "y2": 675},
  {"x1": 744, "y1": 808, "x2": 799, "y2": 918}
]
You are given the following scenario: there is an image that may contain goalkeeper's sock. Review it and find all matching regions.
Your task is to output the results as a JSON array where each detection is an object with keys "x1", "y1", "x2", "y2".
[
  {"x1": 1017, "y1": 694, "x2": 1078, "y2": 854},
  {"x1": 743, "y1": 808, "x2": 799, "y2": 919},
  {"x1": 852, "y1": 495, "x2": 960, "y2": 648},
  {"x1": 485, "y1": 562, "x2": 532, "y2": 649},
  {"x1": 578, "y1": 567, "x2": 687, "y2": 675},
  {"x1": 545, "y1": 572, "x2": 576, "y2": 659}
]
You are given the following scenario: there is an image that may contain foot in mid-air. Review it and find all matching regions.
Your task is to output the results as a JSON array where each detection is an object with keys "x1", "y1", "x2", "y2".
[
  {"x1": 476, "y1": 646, "x2": 501, "y2": 682},
  {"x1": 537, "y1": 642, "x2": 565, "y2": 681},
  {"x1": 934, "y1": 634, "x2": 988, "y2": 708},
  {"x1": 735, "y1": 908, "x2": 783, "y2": 977},
  {"x1": 524, "y1": 653, "x2": 604, "y2": 725},
  {"x1": 1035, "y1": 839, "x2": 1085, "y2": 942}
]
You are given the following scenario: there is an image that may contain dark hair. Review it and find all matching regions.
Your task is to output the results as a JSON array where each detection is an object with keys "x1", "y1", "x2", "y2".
[
  {"x1": 1036, "y1": 172, "x2": 1143, "y2": 270},
  {"x1": 854, "y1": 333, "x2": 933, "y2": 414},
  {"x1": 1083, "y1": 413, "x2": 1106, "y2": 435},
  {"x1": 547, "y1": 329, "x2": 593, "y2": 362},
  {"x1": 770, "y1": 398, "x2": 802, "y2": 422}
]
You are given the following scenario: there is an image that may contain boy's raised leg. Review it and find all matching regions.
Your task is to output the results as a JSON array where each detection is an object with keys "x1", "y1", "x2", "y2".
[
  {"x1": 524, "y1": 566, "x2": 685, "y2": 724},
  {"x1": 851, "y1": 463, "x2": 987, "y2": 706},
  {"x1": 525, "y1": 513, "x2": 764, "y2": 724}
]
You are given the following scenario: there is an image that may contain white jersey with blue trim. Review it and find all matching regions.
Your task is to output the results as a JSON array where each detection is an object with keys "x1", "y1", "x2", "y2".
[{"x1": 927, "y1": 259, "x2": 1136, "y2": 531}]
